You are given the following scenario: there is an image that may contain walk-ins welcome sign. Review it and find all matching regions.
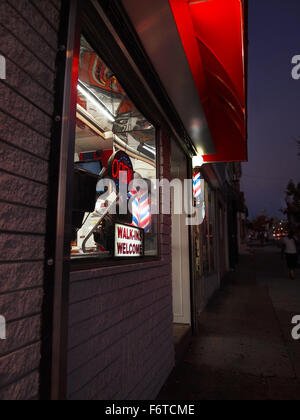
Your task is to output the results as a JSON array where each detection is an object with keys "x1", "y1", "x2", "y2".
[{"x1": 114, "y1": 224, "x2": 144, "y2": 258}]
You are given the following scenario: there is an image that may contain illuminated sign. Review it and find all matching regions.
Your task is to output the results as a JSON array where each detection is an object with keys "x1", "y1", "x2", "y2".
[
  {"x1": 114, "y1": 224, "x2": 144, "y2": 257},
  {"x1": 108, "y1": 151, "x2": 133, "y2": 190}
]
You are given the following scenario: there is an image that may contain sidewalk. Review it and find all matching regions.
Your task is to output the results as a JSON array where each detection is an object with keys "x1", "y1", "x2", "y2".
[{"x1": 158, "y1": 245, "x2": 300, "y2": 400}]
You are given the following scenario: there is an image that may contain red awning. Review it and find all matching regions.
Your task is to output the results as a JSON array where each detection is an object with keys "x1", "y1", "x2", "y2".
[{"x1": 169, "y1": 0, "x2": 247, "y2": 162}]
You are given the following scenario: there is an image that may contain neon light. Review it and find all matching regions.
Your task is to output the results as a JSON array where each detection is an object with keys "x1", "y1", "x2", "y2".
[
  {"x1": 112, "y1": 159, "x2": 119, "y2": 178},
  {"x1": 111, "y1": 160, "x2": 133, "y2": 184}
]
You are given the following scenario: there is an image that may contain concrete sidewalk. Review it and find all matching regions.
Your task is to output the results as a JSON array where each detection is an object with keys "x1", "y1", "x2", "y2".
[{"x1": 158, "y1": 246, "x2": 300, "y2": 400}]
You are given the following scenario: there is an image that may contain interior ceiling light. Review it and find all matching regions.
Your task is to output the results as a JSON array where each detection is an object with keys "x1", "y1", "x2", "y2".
[{"x1": 77, "y1": 81, "x2": 116, "y2": 123}]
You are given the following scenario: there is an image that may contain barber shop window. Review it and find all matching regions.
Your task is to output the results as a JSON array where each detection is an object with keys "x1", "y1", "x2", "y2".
[{"x1": 71, "y1": 36, "x2": 158, "y2": 261}]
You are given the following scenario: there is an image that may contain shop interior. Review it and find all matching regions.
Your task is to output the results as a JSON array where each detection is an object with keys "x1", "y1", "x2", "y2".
[{"x1": 71, "y1": 36, "x2": 158, "y2": 259}]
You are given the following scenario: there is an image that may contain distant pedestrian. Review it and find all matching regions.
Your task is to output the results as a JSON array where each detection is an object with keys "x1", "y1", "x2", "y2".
[{"x1": 282, "y1": 231, "x2": 298, "y2": 279}]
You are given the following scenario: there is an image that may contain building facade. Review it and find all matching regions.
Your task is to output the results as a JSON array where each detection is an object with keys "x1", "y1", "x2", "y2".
[{"x1": 0, "y1": 0, "x2": 247, "y2": 400}]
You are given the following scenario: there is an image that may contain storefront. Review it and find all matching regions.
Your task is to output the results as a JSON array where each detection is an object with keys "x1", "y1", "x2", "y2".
[
  {"x1": 43, "y1": 0, "x2": 207, "y2": 400},
  {"x1": 0, "y1": 0, "x2": 246, "y2": 401}
]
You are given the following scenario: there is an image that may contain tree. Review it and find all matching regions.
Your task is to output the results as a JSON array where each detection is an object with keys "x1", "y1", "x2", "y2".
[
  {"x1": 283, "y1": 180, "x2": 300, "y2": 230},
  {"x1": 252, "y1": 215, "x2": 269, "y2": 232}
]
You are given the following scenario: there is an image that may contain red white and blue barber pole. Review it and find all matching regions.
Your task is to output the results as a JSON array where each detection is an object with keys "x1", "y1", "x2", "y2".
[
  {"x1": 193, "y1": 171, "x2": 206, "y2": 223},
  {"x1": 193, "y1": 171, "x2": 202, "y2": 201},
  {"x1": 128, "y1": 189, "x2": 151, "y2": 233}
]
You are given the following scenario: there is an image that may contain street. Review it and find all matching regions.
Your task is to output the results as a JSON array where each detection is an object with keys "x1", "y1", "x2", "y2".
[{"x1": 158, "y1": 245, "x2": 300, "y2": 400}]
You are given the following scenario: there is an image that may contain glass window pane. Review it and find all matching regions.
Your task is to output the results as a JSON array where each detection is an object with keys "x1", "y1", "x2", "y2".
[{"x1": 71, "y1": 36, "x2": 158, "y2": 261}]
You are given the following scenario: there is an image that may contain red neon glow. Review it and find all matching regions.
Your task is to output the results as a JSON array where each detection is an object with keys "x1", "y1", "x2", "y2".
[
  {"x1": 112, "y1": 159, "x2": 133, "y2": 184},
  {"x1": 169, "y1": 0, "x2": 247, "y2": 163},
  {"x1": 112, "y1": 159, "x2": 119, "y2": 178}
]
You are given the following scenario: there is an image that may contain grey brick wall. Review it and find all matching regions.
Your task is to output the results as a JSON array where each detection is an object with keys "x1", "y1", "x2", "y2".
[
  {"x1": 0, "y1": 0, "x2": 61, "y2": 400},
  {"x1": 67, "y1": 132, "x2": 175, "y2": 400}
]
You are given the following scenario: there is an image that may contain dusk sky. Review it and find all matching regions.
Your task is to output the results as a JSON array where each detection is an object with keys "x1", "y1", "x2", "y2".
[{"x1": 241, "y1": 0, "x2": 300, "y2": 219}]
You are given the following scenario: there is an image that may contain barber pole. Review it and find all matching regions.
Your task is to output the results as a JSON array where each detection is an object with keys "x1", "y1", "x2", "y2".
[
  {"x1": 138, "y1": 191, "x2": 151, "y2": 233},
  {"x1": 193, "y1": 171, "x2": 202, "y2": 200},
  {"x1": 128, "y1": 189, "x2": 151, "y2": 233}
]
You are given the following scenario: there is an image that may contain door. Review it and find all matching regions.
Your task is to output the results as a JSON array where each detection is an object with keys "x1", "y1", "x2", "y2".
[{"x1": 171, "y1": 141, "x2": 191, "y2": 325}]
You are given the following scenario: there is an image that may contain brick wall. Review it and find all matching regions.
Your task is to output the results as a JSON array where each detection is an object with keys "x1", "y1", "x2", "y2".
[
  {"x1": 67, "y1": 132, "x2": 175, "y2": 400},
  {"x1": 0, "y1": 0, "x2": 61, "y2": 400}
]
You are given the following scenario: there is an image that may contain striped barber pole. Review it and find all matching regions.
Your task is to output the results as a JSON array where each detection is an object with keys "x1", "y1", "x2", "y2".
[
  {"x1": 193, "y1": 171, "x2": 202, "y2": 200},
  {"x1": 138, "y1": 191, "x2": 151, "y2": 233},
  {"x1": 128, "y1": 189, "x2": 151, "y2": 233}
]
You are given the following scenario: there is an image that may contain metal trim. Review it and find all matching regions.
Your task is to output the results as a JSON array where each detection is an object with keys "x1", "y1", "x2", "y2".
[{"x1": 47, "y1": 0, "x2": 81, "y2": 400}]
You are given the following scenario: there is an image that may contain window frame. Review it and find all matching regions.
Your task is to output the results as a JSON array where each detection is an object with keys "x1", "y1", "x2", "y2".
[{"x1": 69, "y1": 2, "x2": 163, "y2": 270}]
